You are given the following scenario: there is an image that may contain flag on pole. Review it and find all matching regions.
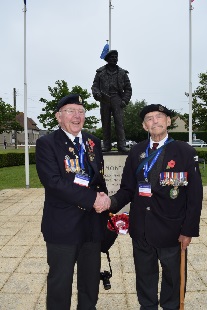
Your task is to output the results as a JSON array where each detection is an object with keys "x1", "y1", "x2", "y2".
[
  {"x1": 23, "y1": 0, "x2": 26, "y2": 5},
  {"x1": 100, "y1": 43, "x2": 109, "y2": 59}
]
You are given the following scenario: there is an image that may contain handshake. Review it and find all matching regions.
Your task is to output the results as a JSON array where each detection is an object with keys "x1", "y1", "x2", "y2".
[{"x1": 93, "y1": 192, "x2": 111, "y2": 213}]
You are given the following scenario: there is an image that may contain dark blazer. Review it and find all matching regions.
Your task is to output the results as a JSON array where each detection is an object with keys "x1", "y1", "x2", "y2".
[
  {"x1": 36, "y1": 128, "x2": 108, "y2": 245},
  {"x1": 112, "y1": 139, "x2": 203, "y2": 248}
]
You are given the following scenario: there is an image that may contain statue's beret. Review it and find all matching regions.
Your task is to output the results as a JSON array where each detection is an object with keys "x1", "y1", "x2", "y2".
[{"x1": 104, "y1": 50, "x2": 118, "y2": 61}]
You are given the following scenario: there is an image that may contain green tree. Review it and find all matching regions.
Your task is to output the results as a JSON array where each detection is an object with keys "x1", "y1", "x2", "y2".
[
  {"x1": 181, "y1": 71, "x2": 207, "y2": 131},
  {"x1": 120, "y1": 100, "x2": 177, "y2": 142},
  {"x1": 0, "y1": 98, "x2": 23, "y2": 134},
  {"x1": 93, "y1": 127, "x2": 103, "y2": 140},
  {"x1": 123, "y1": 100, "x2": 147, "y2": 140},
  {"x1": 38, "y1": 80, "x2": 99, "y2": 131}
]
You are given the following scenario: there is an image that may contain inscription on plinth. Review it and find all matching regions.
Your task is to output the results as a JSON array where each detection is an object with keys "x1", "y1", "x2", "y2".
[{"x1": 103, "y1": 154, "x2": 129, "y2": 212}]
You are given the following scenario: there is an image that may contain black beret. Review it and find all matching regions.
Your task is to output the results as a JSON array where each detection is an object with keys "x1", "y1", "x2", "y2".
[
  {"x1": 140, "y1": 104, "x2": 171, "y2": 120},
  {"x1": 104, "y1": 50, "x2": 118, "y2": 61},
  {"x1": 56, "y1": 94, "x2": 83, "y2": 112}
]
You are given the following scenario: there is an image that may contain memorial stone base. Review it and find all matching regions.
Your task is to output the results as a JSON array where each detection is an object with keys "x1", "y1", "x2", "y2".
[{"x1": 103, "y1": 152, "x2": 130, "y2": 213}]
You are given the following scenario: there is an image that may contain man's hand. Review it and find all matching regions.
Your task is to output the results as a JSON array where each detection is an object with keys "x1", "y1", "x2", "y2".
[
  {"x1": 178, "y1": 235, "x2": 192, "y2": 251},
  {"x1": 94, "y1": 92, "x2": 102, "y2": 101},
  {"x1": 93, "y1": 192, "x2": 111, "y2": 213}
]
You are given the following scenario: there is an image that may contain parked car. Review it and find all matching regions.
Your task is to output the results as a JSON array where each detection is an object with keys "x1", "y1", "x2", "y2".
[
  {"x1": 190, "y1": 139, "x2": 207, "y2": 147},
  {"x1": 111, "y1": 140, "x2": 137, "y2": 149},
  {"x1": 111, "y1": 141, "x2": 117, "y2": 148},
  {"x1": 126, "y1": 140, "x2": 137, "y2": 148}
]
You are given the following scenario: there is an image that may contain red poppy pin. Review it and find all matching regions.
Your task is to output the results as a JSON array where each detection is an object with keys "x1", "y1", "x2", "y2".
[{"x1": 166, "y1": 160, "x2": 176, "y2": 169}]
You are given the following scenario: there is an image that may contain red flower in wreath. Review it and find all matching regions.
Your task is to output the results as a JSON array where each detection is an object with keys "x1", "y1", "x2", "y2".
[
  {"x1": 107, "y1": 213, "x2": 129, "y2": 235},
  {"x1": 166, "y1": 160, "x2": 176, "y2": 169}
]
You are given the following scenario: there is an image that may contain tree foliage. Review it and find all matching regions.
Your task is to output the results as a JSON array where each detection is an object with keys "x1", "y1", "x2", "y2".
[
  {"x1": 123, "y1": 100, "x2": 147, "y2": 140},
  {"x1": 94, "y1": 100, "x2": 178, "y2": 142},
  {"x1": 181, "y1": 71, "x2": 207, "y2": 131},
  {"x1": 121, "y1": 100, "x2": 177, "y2": 141},
  {"x1": 38, "y1": 80, "x2": 99, "y2": 131},
  {"x1": 0, "y1": 98, "x2": 23, "y2": 134}
]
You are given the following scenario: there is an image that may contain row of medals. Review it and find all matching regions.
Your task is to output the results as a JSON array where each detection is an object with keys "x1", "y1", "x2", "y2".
[{"x1": 160, "y1": 176, "x2": 188, "y2": 199}]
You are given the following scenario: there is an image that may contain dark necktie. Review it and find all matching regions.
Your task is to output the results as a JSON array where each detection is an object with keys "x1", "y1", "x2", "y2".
[
  {"x1": 152, "y1": 142, "x2": 159, "y2": 150},
  {"x1": 74, "y1": 137, "x2": 80, "y2": 150}
]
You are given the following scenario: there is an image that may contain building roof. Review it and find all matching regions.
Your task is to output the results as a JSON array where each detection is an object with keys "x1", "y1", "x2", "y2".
[{"x1": 16, "y1": 112, "x2": 40, "y2": 131}]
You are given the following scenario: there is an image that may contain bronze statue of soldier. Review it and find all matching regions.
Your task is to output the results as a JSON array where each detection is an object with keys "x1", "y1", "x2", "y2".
[{"x1": 92, "y1": 50, "x2": 132, "y2": 152}]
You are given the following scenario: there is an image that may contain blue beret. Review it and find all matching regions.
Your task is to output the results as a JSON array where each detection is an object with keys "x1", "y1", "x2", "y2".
[
  {"x1": 140, "y1": 104, "x2": 171, "y2": 120},
  {"x1": 104, "y1": 50, "x2": 118, "y2": 61},
  {"x1": 56, "y1": 94, "x2": 83, "y2": 112}
]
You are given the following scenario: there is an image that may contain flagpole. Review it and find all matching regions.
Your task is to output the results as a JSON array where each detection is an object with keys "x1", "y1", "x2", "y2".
[
  {"x1": 188, "y1": 0, "x2": 193, "y2": 145},
  {"x1": 23, "y1": 1, "x2": 30, "y2": 188},
  {"x1": 109, "y1": 0, "x2": 112, "y2": 50}
]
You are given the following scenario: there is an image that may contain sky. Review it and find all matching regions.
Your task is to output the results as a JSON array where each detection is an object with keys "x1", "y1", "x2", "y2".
[{"x1": 1, "y1": 0, "x2": 207, "y2": 130}]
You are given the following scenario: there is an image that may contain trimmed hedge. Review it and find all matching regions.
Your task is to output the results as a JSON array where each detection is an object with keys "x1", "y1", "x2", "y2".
[
  {"x1": 1, "y1": 146, "x2": 207, "y2": 169},
  {"x1": 0, "y1": 152, "x2": 36, "y2": 168}
]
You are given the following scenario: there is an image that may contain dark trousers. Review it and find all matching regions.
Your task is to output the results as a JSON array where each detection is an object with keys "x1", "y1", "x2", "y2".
[
  {"x1": 100, "y1": 94, "x2": 125, "y2": 149},
  {"x1": 46, "y1": 242, "x2": 101, "y2": 310},
  {"x1": 132, "y1": 239, "x2": 187, "y2": 310}
]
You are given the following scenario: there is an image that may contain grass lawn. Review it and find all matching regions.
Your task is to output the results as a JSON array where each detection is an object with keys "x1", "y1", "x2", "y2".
[
  {"x1": 1, "y1": 147, "x2": 207, "y2": 189},
  {"x1": 0, "y1": 164, "x2": 42, "y2": 190},
  {"x1": 0, "y1": 146, "x2": 35, "y2": 154},
  {"x1": 0, "y1": 163, "x2": 207, "y2": 190}
]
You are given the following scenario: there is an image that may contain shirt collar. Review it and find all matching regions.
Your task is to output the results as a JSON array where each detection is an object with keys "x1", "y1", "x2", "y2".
[
  {"x1": 61, "y1": 129, "x2": 83, "y2": 144},
  {"x1": 150, "y1": 134, "x2": 168, "y2": 149}
]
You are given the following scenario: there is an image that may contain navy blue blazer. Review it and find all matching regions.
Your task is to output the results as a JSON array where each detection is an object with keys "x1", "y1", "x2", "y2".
[
  {"x1": 112, "y1": 139, "x2": 203, "y2": 247},
  {"x1": 36, "y1": 128, "x2": 108, "y2": 245}
]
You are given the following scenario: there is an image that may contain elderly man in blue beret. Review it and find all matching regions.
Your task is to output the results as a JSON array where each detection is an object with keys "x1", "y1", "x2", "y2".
[
  {"x1": 92, "y1": 50, "x2": 132, "y2": 152},
  {"x1": 36, "y1": 94, "x2": 110, "y2": 310}
]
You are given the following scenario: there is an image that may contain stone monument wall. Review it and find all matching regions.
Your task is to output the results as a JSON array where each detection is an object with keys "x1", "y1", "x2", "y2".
[{"x1": 103, "y1": 154, "x2": 130, "y2": 213}]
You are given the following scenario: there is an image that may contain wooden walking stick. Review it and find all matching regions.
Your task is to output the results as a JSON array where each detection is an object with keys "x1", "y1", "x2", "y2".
[{"x1": 180, "y1": 243, "x2": 186, "y2": 310}]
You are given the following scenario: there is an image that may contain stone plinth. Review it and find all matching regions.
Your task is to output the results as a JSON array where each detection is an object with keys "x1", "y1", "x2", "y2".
[{"x1": 103, "y1": 152, "x2": 129, "y2": 212}]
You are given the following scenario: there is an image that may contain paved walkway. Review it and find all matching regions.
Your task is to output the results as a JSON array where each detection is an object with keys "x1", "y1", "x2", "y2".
[{"x1": 0, "y1": 188, "x2": 207, "y2": 310}]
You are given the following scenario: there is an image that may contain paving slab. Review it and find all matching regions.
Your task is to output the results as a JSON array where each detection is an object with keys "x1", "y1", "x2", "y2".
[{"x1": 0, "y1": 187, "x2": 207, "y2": 309}]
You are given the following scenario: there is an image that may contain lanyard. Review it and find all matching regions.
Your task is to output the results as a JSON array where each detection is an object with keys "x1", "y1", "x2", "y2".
[
  {"x1": 74, "y1": 142, "x2": 85, "y2": 171},
  {"x1": 143, "y1": 144, "x2": 162, "y2": 181},
  {"x1": 143, "y1": 138, "x2": 171, "y2": 181}
]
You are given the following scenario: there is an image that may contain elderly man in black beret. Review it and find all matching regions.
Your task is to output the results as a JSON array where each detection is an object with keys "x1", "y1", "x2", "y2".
[
  {"x1": 36, "y1": 94, "x2": 110, "y2": 310},
  {"x1": 91, "y1": 50, "x2": 132, "y2": 152},
  {"x1": 106, "y1": 104, "x2": 203, "y2": 310}
]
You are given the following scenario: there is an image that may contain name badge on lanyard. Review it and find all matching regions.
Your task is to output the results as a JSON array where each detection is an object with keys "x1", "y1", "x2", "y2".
[
  {"x1": 138, "y1": 181, "x2": 152, "y2": 197},
  {"x1": 74, "y1": 173, "x2": 90, "y2": 187}
]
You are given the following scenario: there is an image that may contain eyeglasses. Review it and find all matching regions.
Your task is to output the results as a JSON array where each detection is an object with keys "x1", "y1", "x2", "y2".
[{"x1": 60, "y1": 108, "x2": 85, "y2": 115}]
